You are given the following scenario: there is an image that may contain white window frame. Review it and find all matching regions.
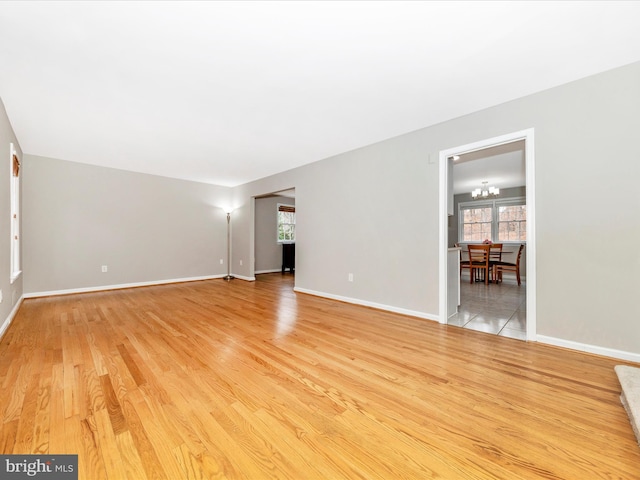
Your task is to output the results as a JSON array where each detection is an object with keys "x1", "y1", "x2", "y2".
[
  {"x1": 496, "y1": 198, "x2": 527, "y2": 243},
  {"x1": 459, "y1": 201, "x2": 494, "y2": 243},
  {"x1": 10, "y1": 143, "x2": 21, "y2": 283},
  {"x1": 277, "y1": 203, "x2": 295, "y2": 244},
  {"x1": 458, "y1": 196, "x2": 526, "y2": 244}
]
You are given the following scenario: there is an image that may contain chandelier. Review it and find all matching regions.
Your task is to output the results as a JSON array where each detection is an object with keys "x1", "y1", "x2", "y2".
[{"x1": 472, "y1": 181, "x2": 499, "y2": 200}]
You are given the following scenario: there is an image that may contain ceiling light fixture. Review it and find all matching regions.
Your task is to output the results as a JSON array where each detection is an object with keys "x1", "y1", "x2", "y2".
[{"x1": 472, "y1": 181, "x2": 499, "y2": 199}]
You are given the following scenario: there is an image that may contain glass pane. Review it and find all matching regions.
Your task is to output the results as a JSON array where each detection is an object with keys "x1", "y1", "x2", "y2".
[
  {"x1": 278, "y1": 209, "x2": 296, "y2": 242},
  {"x1": 286, "y1": 212, "x2": 295, "y2": 224},
  {"x1": 498, "y1": 220, "x2": 526, "y2": 241},
  {"x1": 481, "y1": 223, "x2": 492, "y2": 241},
  {"x1": 279, "y1": 224, "x2": 295, "y2": 242},
  {"x1": 499, "y1": 205, "x2": 526, "y2": 221},
  {"x1": 461, "y1": 206, "x2": 493, "y2": 242}
]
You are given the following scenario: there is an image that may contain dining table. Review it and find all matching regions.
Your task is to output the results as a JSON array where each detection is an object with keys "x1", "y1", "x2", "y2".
[{"x1": 463, "y1": 245, "x2": 514, "y2": 283}]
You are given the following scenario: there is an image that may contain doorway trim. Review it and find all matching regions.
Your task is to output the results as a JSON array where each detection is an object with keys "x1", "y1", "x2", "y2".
[
  {"x1": 438, "y1": 128, "x2": 536, "y2": 341},
  {"x1": 251, "y1": 188, "x2": 297, "y2": 283}
]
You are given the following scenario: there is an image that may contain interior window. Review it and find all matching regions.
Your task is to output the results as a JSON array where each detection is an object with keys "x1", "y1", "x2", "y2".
[{"x1": 277, "y1": 203, "x2": 295, "y2": 243}]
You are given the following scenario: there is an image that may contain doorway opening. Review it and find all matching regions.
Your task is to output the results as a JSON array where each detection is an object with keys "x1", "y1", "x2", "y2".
[
  {"x1": 438, "y1": 129, "x2": 536, "y2": 341},
  {"x1": 253, "y1": 188, "x2": 296, "y2": 285}
]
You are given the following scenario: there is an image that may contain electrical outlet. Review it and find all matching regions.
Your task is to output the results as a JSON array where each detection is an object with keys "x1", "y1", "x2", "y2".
[
  {"x1": 220, "y1": 259, "x2": 224, "y2": 264},
  {"x1": 101, "y1": 265, "x2": 108, "y2": 273},
  {"x1": 239, "y1": 260, "x2": 243, "y2": 266},
  {"x1": 0, "y1": 289, "x2": 3, "y2": 303},
  {"x1": 348, "y1": 273, "x2": 354, "y2": 282}
]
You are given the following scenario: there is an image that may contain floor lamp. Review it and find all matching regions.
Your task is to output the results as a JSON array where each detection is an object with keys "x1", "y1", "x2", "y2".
[{"x1": 224, "y1": 210, "x2": 234, "y2": 281}]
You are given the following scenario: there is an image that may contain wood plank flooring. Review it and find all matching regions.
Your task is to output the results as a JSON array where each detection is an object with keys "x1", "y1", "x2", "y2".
[{"x1": 1, "y1": 274, "x2": 639, "y2": 479}]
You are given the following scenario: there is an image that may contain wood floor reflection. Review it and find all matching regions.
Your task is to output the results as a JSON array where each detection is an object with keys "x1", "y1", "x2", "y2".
[{"x1": 1, "y1": 273, "x2": 638, "y2": 479}]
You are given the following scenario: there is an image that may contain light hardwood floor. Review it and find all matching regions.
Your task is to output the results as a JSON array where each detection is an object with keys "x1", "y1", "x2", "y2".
[{"x1": 1, "y1": 274, "x2": 639, "y2": 479}]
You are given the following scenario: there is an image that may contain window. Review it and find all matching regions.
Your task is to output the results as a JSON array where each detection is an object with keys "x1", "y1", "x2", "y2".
[
  {"x1": 277, "y1": 203, "x2": 295, "y2": 243},
  {"x1": 459, "y1": 197, "x2": 526, "y2": 243},
  {"x1": 461, "y1": 205, "x2": 493, "y2": 242},
  {"x1": 498, "y1": 203, "x2": 527, "y2": 242},
  {"x1": 10, "y1": 143, "x2": 21, "y2": 282}
]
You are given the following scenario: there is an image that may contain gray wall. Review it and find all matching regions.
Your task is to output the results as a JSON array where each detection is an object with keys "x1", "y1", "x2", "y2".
[
  {"x1": 255, "y1": 195, "x2": 295, "y2": 273},
  {"x1": 231, "y1": 61, "x2": 640, "y2": 355},
  {"x1": 0, "y1": 99, "x2": 23, "y2": 330},
  {"x1": 23, "y1": 155, "x2": 231, "y2": 293},
  {"x1": 233, "y1": 135, "x2": 438, "y2": 315}
]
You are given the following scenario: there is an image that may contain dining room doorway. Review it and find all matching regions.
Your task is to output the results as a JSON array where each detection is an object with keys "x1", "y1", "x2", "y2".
[
  {"x1": 438, "y1": 129, "x2": 536, "y2": 341},
  {"x1": 253, "y1": 188, "x2": 296, "y2": 283}
]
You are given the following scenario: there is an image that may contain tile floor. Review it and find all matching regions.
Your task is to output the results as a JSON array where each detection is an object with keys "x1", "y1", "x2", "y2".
[{"x1": 447, "y1": 274, "x2": 526, "y2": 340}]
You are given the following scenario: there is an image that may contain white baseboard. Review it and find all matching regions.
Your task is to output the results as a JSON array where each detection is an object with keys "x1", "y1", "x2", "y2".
[
  {"x1": 294, "y1": 287, "x2": 439, "y2": 322},
  {"x1": 229, "y1": 274, "x2": 256, "y2": 282},
  {"x1": 255, "y1": 269, "x2": 283, "y2": 275},
  {"x1": 537, "y1": 335, "x2": 640, "y2": 364},
  {"x1": 0, "y1": 295, "x2": 24, "y2": 340},
  {"x1": 23, "y1": 275, "x2": 226, "y2": 298}
]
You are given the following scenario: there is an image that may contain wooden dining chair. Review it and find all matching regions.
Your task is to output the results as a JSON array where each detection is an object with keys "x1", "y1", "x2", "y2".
[
  {"x1": 494, "y1": 244, "x2": 525, "y2": 285},
  {"x1": 488, "y1": 243, "x2": 503, "y2": 282},
  {"x1": 467, "y1": 244, "x2": 492, "y2": 285},
  {"x1": 489, "y1": 243, "x2": 503, "y2": 263},
  {"x1": 456, "y1": 243, "x2": 471, "y2": 278}
]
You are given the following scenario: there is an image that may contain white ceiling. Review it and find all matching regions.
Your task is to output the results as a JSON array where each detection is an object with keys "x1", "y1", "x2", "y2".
[
  {"x1": 1, "y1": 1, "x2": 639, "y2": 187},
  {"x1": 452, "y1": 141, "x2": 525, "y2": 195}
]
